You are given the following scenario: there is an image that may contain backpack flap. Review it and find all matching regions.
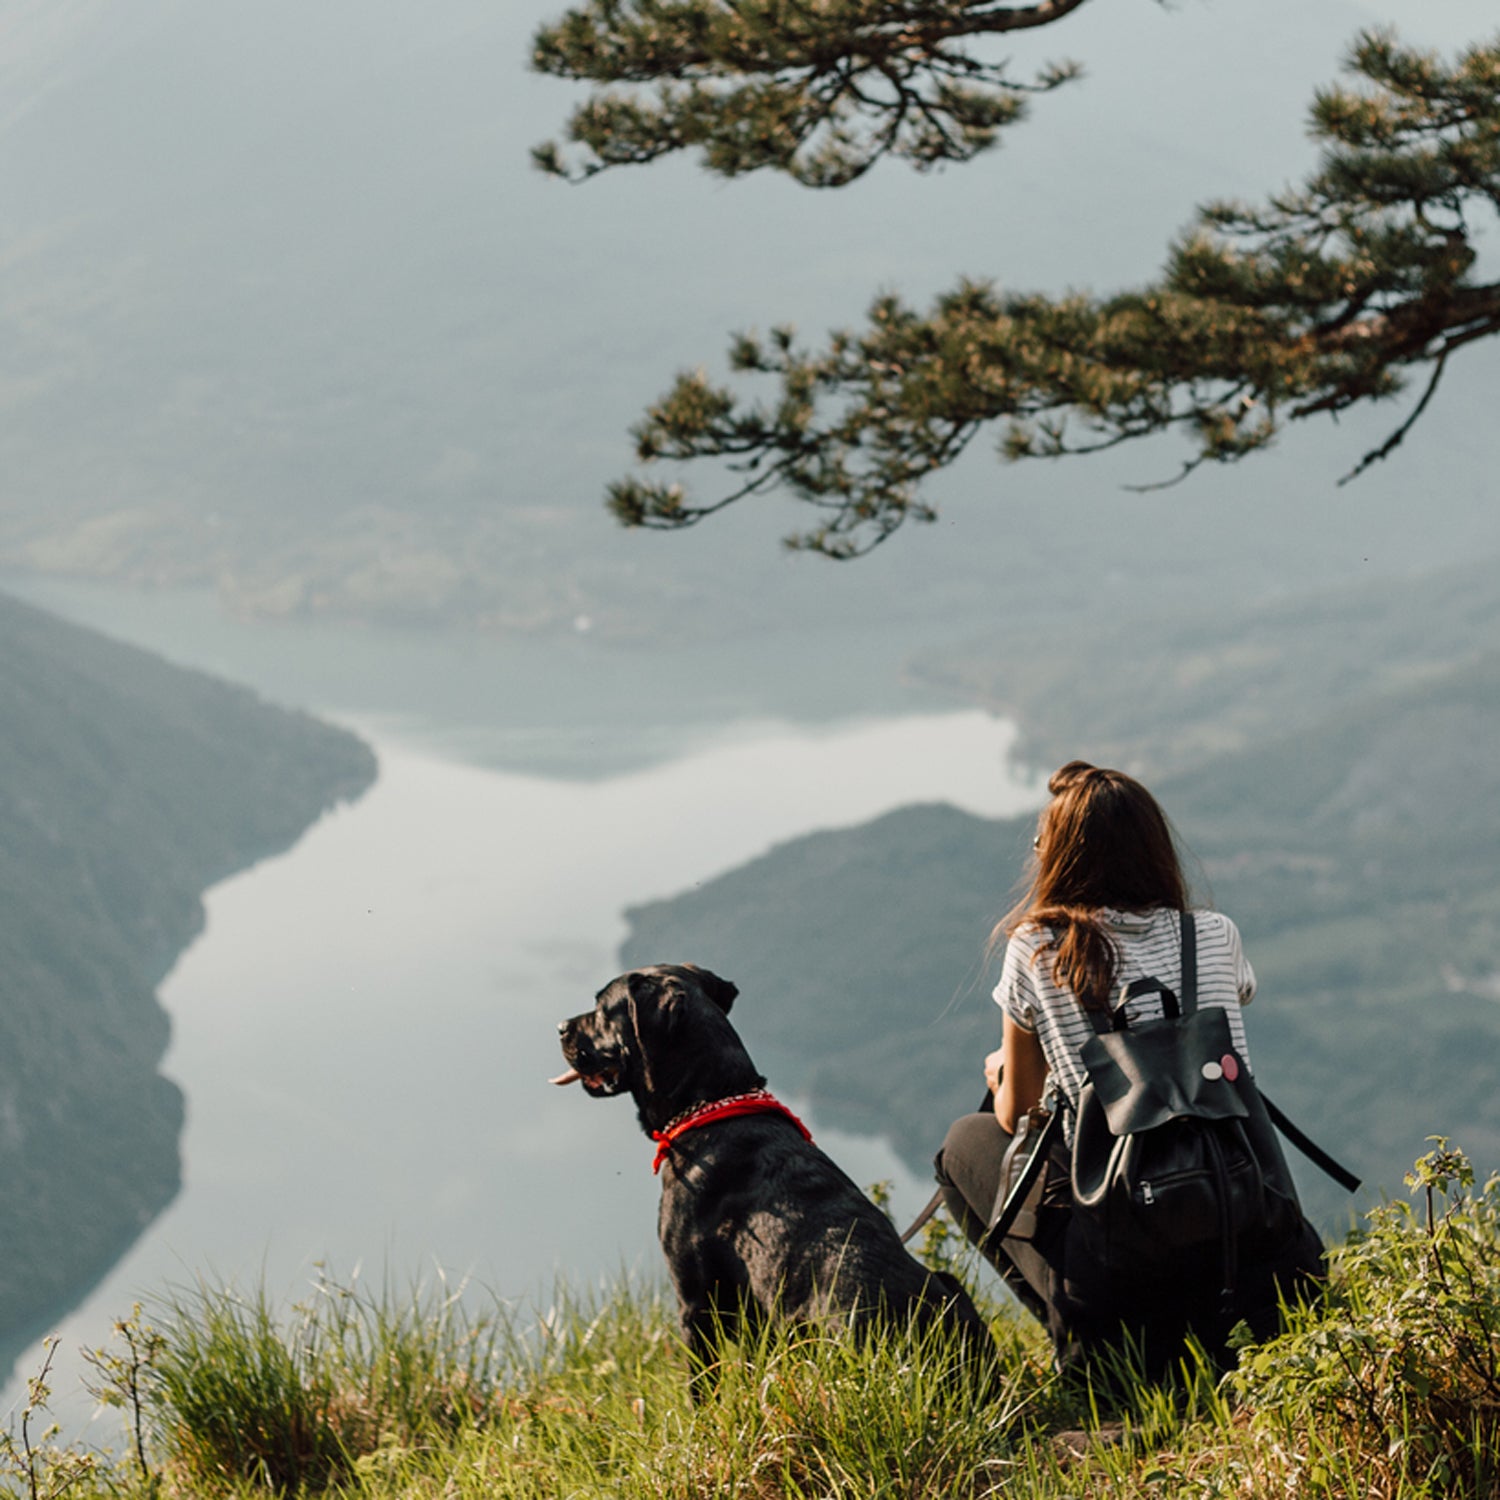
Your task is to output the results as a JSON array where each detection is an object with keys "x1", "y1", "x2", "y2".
[{"x1": 1079, "y1": 1005, "x2": 1250, "y2": 1137}]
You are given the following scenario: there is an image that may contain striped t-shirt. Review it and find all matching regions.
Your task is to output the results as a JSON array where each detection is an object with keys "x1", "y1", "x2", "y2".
[{"x1": 993, "y1": 906, "x2": 1256, "y2": 1114}]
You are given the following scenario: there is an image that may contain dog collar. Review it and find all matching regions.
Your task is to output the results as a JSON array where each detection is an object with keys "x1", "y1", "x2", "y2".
[{"x1": 651, "y1": 1089, "x2": 812, "y2": 1175}]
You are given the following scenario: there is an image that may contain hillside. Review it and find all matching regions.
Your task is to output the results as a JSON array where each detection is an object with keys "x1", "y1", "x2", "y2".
[
  {"x1": 0, "y1": 590, "x2": 376, "y2": 1364},
  {"x1": 16, "y1": 1163, "x2": 1500, "y2": 1500},
  {"x1": 907, "y1": 555, "x2": 1500, "y2": 780},
  {"x1": 621, "y1": 561, "x2": 1500, "y2": 1230},
  {"x1": 15, "y1": 1149, "x2": 1500, "y2": 1500}
]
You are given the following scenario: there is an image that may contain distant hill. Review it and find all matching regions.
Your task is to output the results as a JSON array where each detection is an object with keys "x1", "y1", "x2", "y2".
[
  {"x1": 0, "y1": 0, "x2": 1495, "y2": 643},
  {"x1": 621, "y1": 561, "x2": 1500, "y2": 1231},
  {"x1": 908, "y1": 556, "x2": 1500, "y2": 781},
  {"x1": 0, "y1": 591, "x2": 375, "y2": 1364}
]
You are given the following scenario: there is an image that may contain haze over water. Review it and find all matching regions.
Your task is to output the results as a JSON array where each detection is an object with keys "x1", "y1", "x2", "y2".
[{"x1": 0, "y1": 581, "x2": 1043, "y2": 1426}]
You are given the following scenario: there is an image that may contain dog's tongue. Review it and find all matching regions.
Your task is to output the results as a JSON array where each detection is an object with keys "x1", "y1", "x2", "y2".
[{"x1": 549, "y1": 1068, "x2": 582, "y2": 1086}]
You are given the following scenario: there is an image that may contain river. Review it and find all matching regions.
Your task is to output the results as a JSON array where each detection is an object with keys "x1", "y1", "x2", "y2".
[{"x1": 1, "y1": 578, "x2": 1044, "y2": 1425}]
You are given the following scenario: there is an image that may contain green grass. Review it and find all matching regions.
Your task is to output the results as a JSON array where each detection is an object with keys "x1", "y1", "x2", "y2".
[{"x1": 8, "y1": 1146, "x2": 1500, "y2": 1500}]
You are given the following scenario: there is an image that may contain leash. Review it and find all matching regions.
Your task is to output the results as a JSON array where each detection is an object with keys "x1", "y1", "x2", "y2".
[
  {"x1": 899, "y1": 1086, "x2": 995, "y2": 1245},
  {"x1": 899, "y1": 1188, "x2": 946, "y2": 1245},
  {"x1": 651, "y1": 1089, "x2": 812, "y2": 1175}
]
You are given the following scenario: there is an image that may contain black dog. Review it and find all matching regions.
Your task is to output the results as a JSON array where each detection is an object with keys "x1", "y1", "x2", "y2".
[{"x1": 553, "y1": 963, "x2": 996, "y2": 1389}]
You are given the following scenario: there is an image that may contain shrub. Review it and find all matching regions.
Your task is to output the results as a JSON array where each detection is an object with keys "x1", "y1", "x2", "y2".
[
  {"x1": 1236, "y1": 1139, "x2": 1500, "y2": 1498},
  {"x1": 0, "y1": 1340, "x2": 100, "y2": 1500}
]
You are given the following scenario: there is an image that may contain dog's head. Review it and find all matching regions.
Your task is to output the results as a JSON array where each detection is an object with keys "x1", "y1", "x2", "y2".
[{"x1": 552, "y1": 963, "x2": 756, "y2": 1124}]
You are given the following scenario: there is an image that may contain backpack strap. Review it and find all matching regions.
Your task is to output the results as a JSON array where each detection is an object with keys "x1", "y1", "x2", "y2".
[
  {"x1": 986, "y1": 1091, "x2": 1067, "y2": 1243},
  {"x1": 1261, "y1": 1091, "x2": 1362, "y2": 1193},
  {"x1": 1179, "y1": 907, "x2": 1197, "y2": 1013},
  {"x1": 1182, "y1": 910, "x2": 1360, "y2": 1191}
]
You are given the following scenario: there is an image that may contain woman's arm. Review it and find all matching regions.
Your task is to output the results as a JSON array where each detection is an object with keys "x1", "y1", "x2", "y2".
[{"x1": 995, "y1": 1014, "x2": 1048, "y2": 1134}]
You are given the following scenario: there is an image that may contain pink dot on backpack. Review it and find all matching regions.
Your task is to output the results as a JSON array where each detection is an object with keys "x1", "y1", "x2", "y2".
[{"x1": 1221, "y1": 1052, "x2": 1240, "y2": 1082}]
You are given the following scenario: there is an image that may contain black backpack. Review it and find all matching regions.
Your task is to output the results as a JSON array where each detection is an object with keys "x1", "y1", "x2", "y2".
[{"x1": 993, "y1": 912, "x2": 1359, "y2": 1308}]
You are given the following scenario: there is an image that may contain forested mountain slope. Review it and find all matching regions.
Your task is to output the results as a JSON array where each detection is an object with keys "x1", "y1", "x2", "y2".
[
  {"x1": 0, "y1": 592, "x2": 375, "y2": 1359},
  {"x1": 622, "y1": 563, "x2": 1500, "y2": 1231},
  {"x1": 910, "y1": 556, "x2": 1500, "y2": 780}
]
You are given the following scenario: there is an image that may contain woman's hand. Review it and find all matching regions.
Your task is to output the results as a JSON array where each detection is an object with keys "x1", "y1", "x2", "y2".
[{"x1": 983, "y1": 1047, "x2": 1004, "y2": 1097}]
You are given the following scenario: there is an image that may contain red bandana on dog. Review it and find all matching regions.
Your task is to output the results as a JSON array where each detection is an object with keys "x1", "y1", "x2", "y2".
[{"x1": 651, "y1": 1089, "x2": 812, "y2": 1175}]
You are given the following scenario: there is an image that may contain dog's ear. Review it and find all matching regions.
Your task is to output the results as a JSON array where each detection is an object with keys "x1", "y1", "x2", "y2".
[
  {"x1": 627, "y1": 969, "x2": 690, "y2": 1047},
  {"x1": 680, "y1": 964, "x2": 738, "y2": 1015},
  {"x1": 624, "y1": 971, "x2": 663, "y2": 1010},
  {"x1": 623, "y1": 971, "x2": 676, "y2": 1047}
]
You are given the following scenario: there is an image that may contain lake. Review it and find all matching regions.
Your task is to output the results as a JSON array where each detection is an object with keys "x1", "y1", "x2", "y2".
[{"x1": 0, "y1": 578, "x2": 1043, "y2": 1425}]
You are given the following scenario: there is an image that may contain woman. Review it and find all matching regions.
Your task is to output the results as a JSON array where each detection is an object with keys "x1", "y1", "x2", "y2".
[{"x1": 936, "y1": 760, "x2": 1321, "y2": 1377}]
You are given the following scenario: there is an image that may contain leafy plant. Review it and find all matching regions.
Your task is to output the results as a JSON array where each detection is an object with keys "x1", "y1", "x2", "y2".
[
  {"x1": 81, "y1": 1304, "x2": 164, "y2": 1493},
  {"x1": 0, "y1": 1341, "x2": 99, "y2": 1500},
  {"x1": 1236, "y1": 1138, "x2": 1500, "y2": 1497}
]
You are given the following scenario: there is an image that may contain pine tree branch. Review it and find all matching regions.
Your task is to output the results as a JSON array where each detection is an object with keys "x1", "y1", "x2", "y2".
[
  {"x1": 1337, "y1": 346, "x2": 1449, "y2": 485},
  {"x1": 533, "y1": 0, "x2": 1090, "y2": 183},
  {"x1": 1291, "y1": 282, "x2": 1500, "y2": 415},
  {"x1": 583, "y1": 25, "x2": 1500, "y2": 552}
]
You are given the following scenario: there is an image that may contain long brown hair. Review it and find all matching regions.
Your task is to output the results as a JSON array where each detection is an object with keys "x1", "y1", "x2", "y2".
[{"x1": 1000, "y1": 760, "x2": 1188, "y2": 1008}]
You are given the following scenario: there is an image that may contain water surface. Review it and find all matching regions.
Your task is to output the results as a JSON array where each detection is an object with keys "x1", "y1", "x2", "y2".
[{"x1": 5, "y1": 652, "x2": 1041, "y2": 1423}]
